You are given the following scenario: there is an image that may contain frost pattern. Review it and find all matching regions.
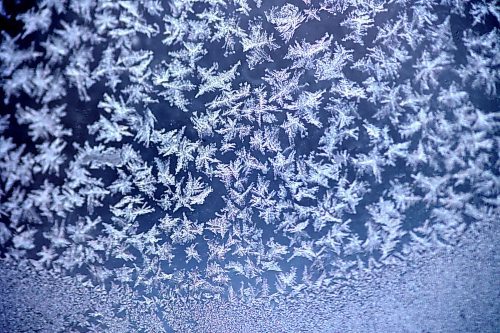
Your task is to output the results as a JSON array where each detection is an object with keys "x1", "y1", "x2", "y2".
[{"x1": 0, "y1": 0, "x2": 499, "y2": 332}]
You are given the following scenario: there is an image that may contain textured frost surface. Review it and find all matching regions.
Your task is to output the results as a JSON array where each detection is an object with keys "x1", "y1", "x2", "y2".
[{"x1": 0, "y1": 0, "x2": 498, "y2": 331}]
